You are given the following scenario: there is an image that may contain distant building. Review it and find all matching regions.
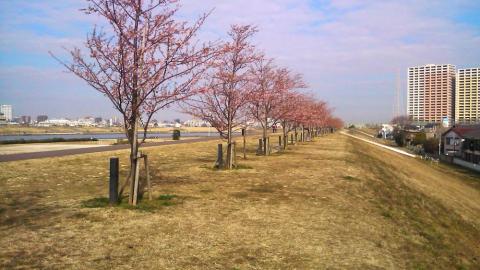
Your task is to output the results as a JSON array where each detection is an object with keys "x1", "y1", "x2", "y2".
[
  {"x1": 37, "y1": 118, "x2": 72, "y2": 127},
  {"x1": 21, "y1": 115, "x2": 31, "y2": 124},
  {"x1": 0, "y1": 112, "x2": 6, "y2": 125},
  {"x1": 76, "y1": 117, "x2": 96, "y2": 126},
  {"x1": 456, "y1": 68, "x2": 479, "y2": 124},
  {"x1": 13, "y1": 117, "x2": 22, "y2": 124},
  {"x1": 37, "y1": 115, "x2": 48, "y2": 122},
  {"x1": 183, "y1": 119, "x2": 212, "y2": 127},
  {"x1": 94, "y1": 117, "x2": 103, "y2": 123},
  {"x1": 108, "y1": 117, "x2": 121, "y2": 127},
  {"x1": 379, "y1": 124, "x2": 394, "y2": 139},
  {"x1": 0, "y1": 105, "x2": 12, "y2": 121},
  {"x1": 407, "y1": 64, "x2": 456, "y2": 127}
]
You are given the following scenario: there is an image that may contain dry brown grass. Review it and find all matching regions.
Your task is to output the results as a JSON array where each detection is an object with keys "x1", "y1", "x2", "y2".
[{"x1": 0, "y1": 134, "x2": 479, "y2": 269}]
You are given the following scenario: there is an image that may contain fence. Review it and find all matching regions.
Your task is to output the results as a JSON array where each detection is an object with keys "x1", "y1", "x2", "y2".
[{"x1": 439, "y1": 154, "x2": 480, "y2": 173}]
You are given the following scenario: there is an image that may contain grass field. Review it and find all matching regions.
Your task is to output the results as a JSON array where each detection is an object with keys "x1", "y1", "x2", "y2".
[
  {"x1": 1, "y1": 133, "x2": 479, "y2": 269},
  {"x1": 0, "y1": 126, "x2": 215, "y2": 135}
]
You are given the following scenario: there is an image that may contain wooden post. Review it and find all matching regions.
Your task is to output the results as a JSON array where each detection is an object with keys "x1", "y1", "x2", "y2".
[
  {"x1": 215, "y1": 144, "x2": 223, "y2": 169},
  {"x1": 257, "y1": 138, "x2": 262, "y2": 155},
  {"x1": 242, "y1": 128, "x2": 246, "y2": 159},
  {"x1": 263, "y1": 137, "x2": 268, "y2": 156},
  {"x1": 132, "y1": 152, "x2": 141, "y2": 206},
  {"x1": 129, "y1": 119, "x2": 139, "y2": 205},
  {"x1": 232, "y1": 141, "x2": 237, "y2": 167},
  {"x1": 144, "y1": 154, "x2": 152, "y2": 200},
  {"x1": 226, "y1": 143, "x2": 233, "y2": 169},
  {"x1": 267, "y1": 137, "x2": 271, "y2": 155},
  {"x1": 109, "y1": 157, "x2": 119, "y2": 205}
]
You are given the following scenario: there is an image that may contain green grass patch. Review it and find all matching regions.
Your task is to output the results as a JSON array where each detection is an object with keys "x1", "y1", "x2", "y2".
[
  {"x1": 81, "y1": 194, "x2": 181, "y2": 212},
  {"x1": 233, "y1": 164, "x2": 253, "y2": 170},
  {"x1": 342, "y1": 175, "x2": 359, "y2": 181},
  {"x1": 200, "y1": 163, "x2": 253, "y2": 170},
  {"x1": 158, "y1": 194, "x2": 176, "y2": 200},
  {"x1": 81, "y1": 197, "x2": 110, "y2": 208}
]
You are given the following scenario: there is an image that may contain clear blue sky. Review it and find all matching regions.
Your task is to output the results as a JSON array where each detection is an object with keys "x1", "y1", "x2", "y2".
[{"x1": 1, "y1": 0, "x2": 479, "y2": 123}]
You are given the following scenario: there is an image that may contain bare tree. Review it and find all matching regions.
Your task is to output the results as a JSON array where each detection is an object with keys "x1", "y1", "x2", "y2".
[
  {"x1": 51, "y1": 0, "x2": 214, "y2": 204},
  {"x1": 390, "y1": 115, "x2": 412, "y2": 127}
]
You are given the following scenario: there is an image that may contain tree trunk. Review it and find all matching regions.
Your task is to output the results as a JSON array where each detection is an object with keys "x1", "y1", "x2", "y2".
[{"x1": 294, "y1": 127, "x2": 297, "y2": 144}]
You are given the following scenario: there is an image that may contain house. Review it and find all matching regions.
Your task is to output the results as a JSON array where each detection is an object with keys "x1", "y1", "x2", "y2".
[
  {"x1": 442, "y1": 125, "x2": 480, "y2": 162},
  {"x1": 460, "y1": 129, "x2": 480, "y2": 164}
]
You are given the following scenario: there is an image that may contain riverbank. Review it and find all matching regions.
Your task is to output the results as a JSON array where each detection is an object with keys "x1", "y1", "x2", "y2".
[{"x1": 1, "y1": 134, "x2": 479, "y2": 269}]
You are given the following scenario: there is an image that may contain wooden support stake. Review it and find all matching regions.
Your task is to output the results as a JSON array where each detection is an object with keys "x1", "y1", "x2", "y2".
[
  {"x1": 257, "y1": 139, "x2": 263, "y2": 155},
  {"x1": 144, "y1": 154, "x2": 152, "y2": 201},
  {"x1": 232, "y1": 141, "x2": 237, "y2": 167},
  {"x1": 242, "y1": 128, "x2": 246, "y2": 159},
  {"x1": 226, "y1": 143, "x2": 233, "y2": 169},
  {"x1": 132, "y1": 152, "x2": 141, "y2": 206},
  {"x1": 109, "y1": 157, "x2": 119, "y2": 205}
]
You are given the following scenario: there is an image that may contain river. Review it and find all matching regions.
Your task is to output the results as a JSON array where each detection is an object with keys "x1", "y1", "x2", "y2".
[{"x1": 0, "y1": 131, "x2": 223, "y2": 142}]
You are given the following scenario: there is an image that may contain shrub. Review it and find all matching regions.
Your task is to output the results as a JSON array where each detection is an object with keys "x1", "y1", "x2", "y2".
[
  {"x1": 394, "y1": 131, "x2": 406, "y2": 147},
  {"x1": 412, "y1": 132, "x2": 427, "y2": 146},
  {"x1": 423, "y1": 138, "x2": 439, "y2": 154}
]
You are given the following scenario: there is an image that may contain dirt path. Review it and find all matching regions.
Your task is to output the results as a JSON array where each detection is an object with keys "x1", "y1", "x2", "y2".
[
  {"x1": 0, "y1": 137, "x2": 219, "y2": 162},
  {"x1": 340, "y1": 131, "x2": 417, "y2": 157}
]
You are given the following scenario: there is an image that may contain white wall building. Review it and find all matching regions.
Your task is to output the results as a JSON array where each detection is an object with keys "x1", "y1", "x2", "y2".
[
  {"x1": 183, "y1": 119, "x2": 211, "y2": 127},
  {"x1": 0, "y1": 105, "x2": 12, "y2": 121}
]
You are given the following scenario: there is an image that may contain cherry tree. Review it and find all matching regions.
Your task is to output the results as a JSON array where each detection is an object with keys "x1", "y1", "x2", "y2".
[
  {"x1": 52, "y1": 0, "x2": 214, "y2": 204},
  {"x1": 275, "y1": 90, "x2": 310, "y2": 145},
  {"x1": 185, "y1": 25, "x2": 259, "y2": 169},
  {"x1": 326, "y1": 116, "x2": 344, "y2": 130}
]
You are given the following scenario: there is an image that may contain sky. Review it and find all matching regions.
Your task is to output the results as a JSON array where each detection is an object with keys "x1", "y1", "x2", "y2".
[{"x1": 0, "y1": 0, "x2": 479, "y2": 123}]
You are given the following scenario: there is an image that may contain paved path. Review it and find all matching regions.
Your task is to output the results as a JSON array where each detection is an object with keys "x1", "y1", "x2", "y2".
[
  {"x1": 0, "y1": 137, "x2": 219, "y2": 162},
  {"x1": 340, "y1": 131, "x2": 417, "y2": 158}
]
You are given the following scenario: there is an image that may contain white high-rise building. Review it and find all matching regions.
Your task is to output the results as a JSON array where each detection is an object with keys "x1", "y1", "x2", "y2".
[
  {"x1": 456, "y1": 68, "x2": 479, "y2": 124},
  {"x1": 407, "y1": 64, "x2": 456, "y2": 127},
  {"x1": 0, "y1": 105, "x2": 12, "y2": 121}
]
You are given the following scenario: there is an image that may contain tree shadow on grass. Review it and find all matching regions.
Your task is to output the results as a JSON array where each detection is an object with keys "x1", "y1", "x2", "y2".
[{"x1": 0, "y1": 191, "x2": 63, "y2": 229}]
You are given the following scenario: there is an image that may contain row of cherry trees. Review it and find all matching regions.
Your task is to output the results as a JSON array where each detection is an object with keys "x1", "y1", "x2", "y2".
[
  {"x1": 54, "y1": 0, "x2": 342, "y2": 203},
  {"x1": 184, "y1": 25, "x2": 343, "y2": 168}
]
